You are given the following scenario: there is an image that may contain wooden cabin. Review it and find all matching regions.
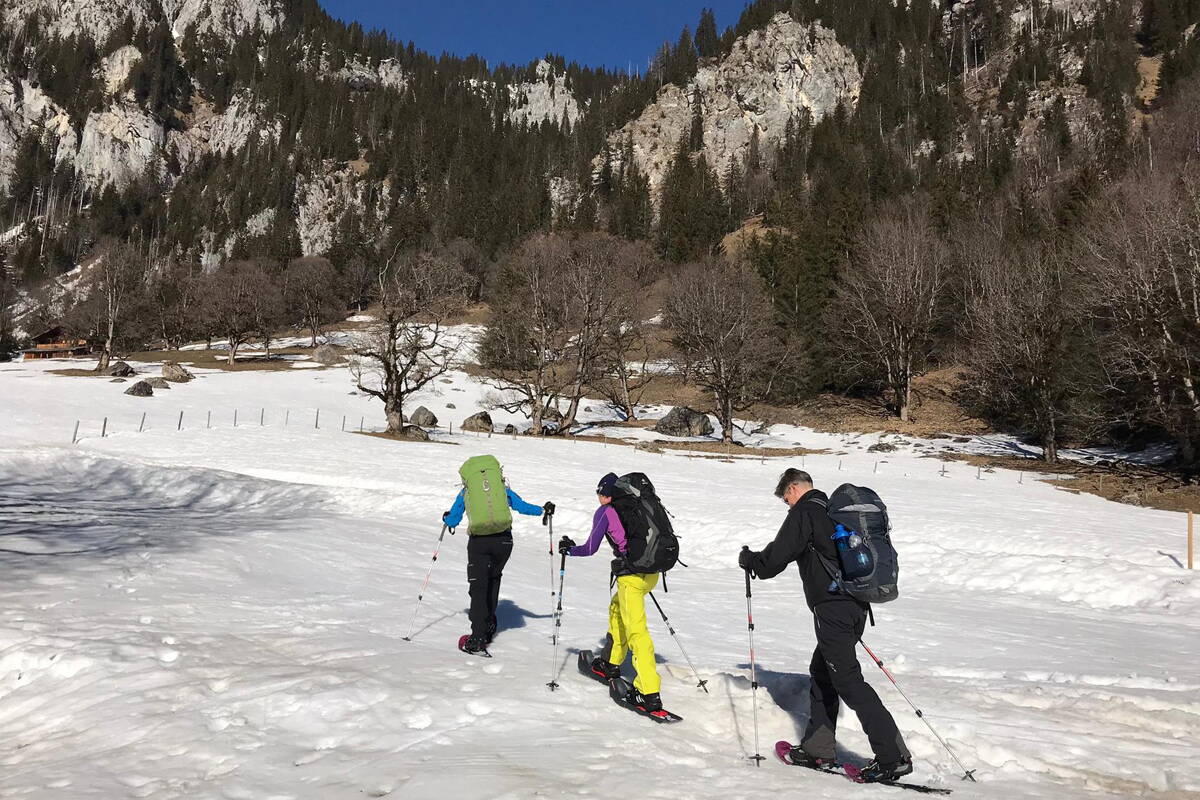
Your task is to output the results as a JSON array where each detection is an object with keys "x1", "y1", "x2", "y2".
[{"x1": 20, "y1": 326, "x2": 91, "y2": 360}]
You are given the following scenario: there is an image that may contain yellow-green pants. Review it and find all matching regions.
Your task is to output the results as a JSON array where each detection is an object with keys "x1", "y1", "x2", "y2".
[{"x1": 607, "y1": 573, "x2": 661, "y2": 694}]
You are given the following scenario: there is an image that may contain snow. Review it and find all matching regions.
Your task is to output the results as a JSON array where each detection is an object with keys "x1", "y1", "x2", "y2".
[{"x1": 0, "y1": 356, "x2": 1196, "y2": 799}]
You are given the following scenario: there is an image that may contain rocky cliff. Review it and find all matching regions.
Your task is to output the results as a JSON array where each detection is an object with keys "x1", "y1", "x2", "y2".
[{"x1": 596, "y1": 13, "x2": 861, "y2": 201}]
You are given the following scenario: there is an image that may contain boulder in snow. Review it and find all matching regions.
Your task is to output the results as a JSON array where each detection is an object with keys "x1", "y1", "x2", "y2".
[
  {"x1": 398, "y1": 425, "x2": 430, "y2": 442},
  {"x1": 409, "y1": 406, "x2": 438, "y2": 427},
  {"x1": 311, "y1": 344, "x2": 345, "y2": 365},
  {"x1": 462, "y1": 412, "x2": 494, "y2": 433},
  {"x1": 108, "y1": 361, "x2": 135, "y2": 377},
  {"x1": 124, "y1": 380, "x2": 153, "y2": 397},
  {"x1": 653, "y1": 407, "x2": 714, "y2": 438},
  {"x1": 145, "y1": 377, "x2": 171, "y2": 389},
  {"x1": 162, "y1": 361, "x2": 194, "y2": 382}
]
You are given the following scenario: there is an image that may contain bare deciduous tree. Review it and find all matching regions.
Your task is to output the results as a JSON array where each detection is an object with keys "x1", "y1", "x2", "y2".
[
  {"x1": 284, "y1": 257, "x2": 345, "y2": 347},
  {"x1": 89, "y1": 239, "x2": 147, "y2": 372},
  {"x1": 1082, "y1": 168, "x2": 1200, "y2": 463},
  {"x1": 350, "y1": 249, "x2": 466, "y2": 433},
  {"x1": 479, "y1": 234, "x2": 573, "y2": 435},
  {"x1": 831, "y1": 201, "x2": 947, "y2": 422},
  {"x1": 664, "y1": 259, "x2": 786, "y2": 443},
  {"x1": 961, "y1": 241, "x2": 1098, "y2": 463},
  {"x1": 205, "y1": 261, "x2": 271, "y2": 366}
]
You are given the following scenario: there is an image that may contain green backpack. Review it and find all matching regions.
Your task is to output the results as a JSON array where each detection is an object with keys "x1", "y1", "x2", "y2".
[{"x1": 459, "y1": 455, "x2": 513, "y2": 536}]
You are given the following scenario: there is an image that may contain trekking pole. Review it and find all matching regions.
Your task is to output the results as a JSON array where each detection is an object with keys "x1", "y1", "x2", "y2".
[
  {"x1": 742, "y1": 547, "x2": 765, "y2": 766},
  {"x1": 543, "y1": 509, "x2": 556, "y2": 609},
  {"x1": 401, "y1": 523, "x2": 454, "y2": 642},
  {"x1": 547, "y1": 551, "x2": 567, "y2": 691},
  {"x1": 647, "y1": 591, "x2": 708, "y2": 693},
  {"x1": 859, "y1": 639, "x2": 977, "y2": 782}
]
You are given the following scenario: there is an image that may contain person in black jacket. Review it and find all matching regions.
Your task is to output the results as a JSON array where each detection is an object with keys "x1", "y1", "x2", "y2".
[{"x1": 739, "y1": 468, "x2": 912, "y2": 783}]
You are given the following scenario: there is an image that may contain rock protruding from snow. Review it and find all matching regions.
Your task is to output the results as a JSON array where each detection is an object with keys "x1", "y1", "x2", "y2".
[
  {"x1": 654, "y1": 407, "x2": 714, "y2": 438},
  {"x1": 108, "y1": 361, "x2": 136, "y2": 377},
  {"x1": 145, "y1": 377, "x2": 171, "y2": 389},
  {"x1": 311, "y1": 345, "x2": 344, "y2": 366},
  {"x1": 409, "y1": 406, "x2": 438, "y2": 428},
  {"x1": 462, "y1": 411, "x2": 494, "y2": 434},
  {"x1": 597, "y1": 13, "x2": 861, "y2": 203},
  {"x1": 77, "y1": 101, "x2": 165, "y2": 189},
  {"x1": 162, "y1": 362, "x2": 194, "y2": 382},
  {"x1": 124, "y1": 380, "x2": 154, "y2": 397},
  {"x1": 507, "y1": 60, "x2": 581, "y2": 128},
  {"x1": 398, "y1": 425, "x2": 431, "y2": 442}
]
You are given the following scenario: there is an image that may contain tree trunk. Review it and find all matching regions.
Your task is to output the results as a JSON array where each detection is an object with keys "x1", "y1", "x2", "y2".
[
  {"x1": 1042, "y1": 418, "x2": 1058, "y2": 464},
  {"x1": 898, "y1": 380, "x2": 911, "y2": 423},
  {"x1": 386, "y1": 408, "x2": 404, "y2": 433},
  {"x1": 228, "y1": 341, "x2": 238, "y2": 366}
]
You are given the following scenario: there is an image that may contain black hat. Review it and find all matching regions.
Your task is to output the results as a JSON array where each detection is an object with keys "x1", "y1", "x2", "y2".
[{"x1": 596, "y1": 472, "x2": 619, "y2": 497}]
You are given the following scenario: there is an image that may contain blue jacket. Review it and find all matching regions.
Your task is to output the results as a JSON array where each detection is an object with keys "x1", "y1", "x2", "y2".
[{"x1": 443, "y1": 487, "x2": 543, "y2": 530}]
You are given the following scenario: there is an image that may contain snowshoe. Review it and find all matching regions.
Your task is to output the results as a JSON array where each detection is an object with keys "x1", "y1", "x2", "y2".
[
  {"x1": 577, "y1": 650, "x2": 619, "y2": 683},
  {"x1": 458, "y1": 634, "x2": 492, "y2": 658},
  {"x1": 775, "y1": 741, "x2": 840, "y2": 773},
  {"x1": 853, "y1": 757, "x2": 915, "y2": 783},
  {"x1": 608, "y1": 675, "x2": 681, "y2": 724}
]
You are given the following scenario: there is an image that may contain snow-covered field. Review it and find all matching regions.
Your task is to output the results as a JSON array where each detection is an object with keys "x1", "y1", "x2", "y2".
[{"x1": 0, "y1": 357, "x2": 1196, "y2": 799}]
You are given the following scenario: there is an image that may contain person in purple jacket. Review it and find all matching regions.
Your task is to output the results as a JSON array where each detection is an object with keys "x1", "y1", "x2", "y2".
[{"x1": 557, "y1": 473, "x2": 664, "y2": 713}]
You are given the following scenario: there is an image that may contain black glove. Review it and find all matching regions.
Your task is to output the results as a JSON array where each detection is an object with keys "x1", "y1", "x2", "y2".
[
  {"x1": 739, "y1": 548, "x2": 757, "y2": 573},
  {"x1": 543, "y1": 501, "x2": 556, "y2": 516},
  {"x1": 558, "y1": 536, "x2": 576, "y2": 555},
  {"x1": 442, "y1": 511, "x2": 450, "y2": 521}
]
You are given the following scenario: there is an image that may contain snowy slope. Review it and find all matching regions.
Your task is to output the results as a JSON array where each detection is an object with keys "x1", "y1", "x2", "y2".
[{"x1": 0, "y1": 358, "x2": 1196, "y2": 799}]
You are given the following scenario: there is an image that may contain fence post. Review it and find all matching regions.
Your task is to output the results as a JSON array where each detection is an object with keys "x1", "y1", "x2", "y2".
[
  {"x1": 341, "y1": 415, "x2": 346, "y2": 432},
  {"x1": 1189, "y1": 511, "x2": 1194, "y2": 570},
  {"x1": 360, "y1": 416, "x2": 364, "y2": 433},
  {"x1": 139, "y1": 412, "x2": 146, "y2": 433},
  {"x1": 260, "y1": 408, "x2": 265, "y2": 426},
  {"x1": 315, "y1": 409, "x2": 320, "y2": 429},
  {"x1": 874, "y1": 460, "x2": 879, "y2": 474},
  {"x1": 178, "y1": 410, "x2": 184, "y2": 431},
  {"x1": 234, "y1": 409, "x2": 238, "y2": 427},
  {"x1": 71, "y1": 420, "x2": 79, "y2": 445},
  {"x1": 976, "y1": 465, "x2": 982, "y2": 480},
  {"x1": 285, "y1": 409, "x2": 290, "y2": 427},
  {"x1": 101, "y1": 417, "x2": 108, "y2": 438},
  {"x1": 206, "y1": 410, "x2": 211, "y2": 429}
]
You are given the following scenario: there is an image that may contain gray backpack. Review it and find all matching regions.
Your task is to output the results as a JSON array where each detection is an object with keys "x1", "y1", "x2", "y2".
[{"x1": 811, "y1": 484, "x2": 899, "y2": 604}]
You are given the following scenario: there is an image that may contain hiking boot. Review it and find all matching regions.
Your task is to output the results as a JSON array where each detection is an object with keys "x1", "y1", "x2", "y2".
[
  {"x1": 461, "y1": 635, "x2": 488, "y2": 654},
  {"x1": 626, "y1": 688, "x2": 663, "y2": 713},
  {"x1": 589, "y1": 657, "x2": 620, "y2": 681},
  {"x1": 785, "y1": 747, "x2": 838, "y2": 770},
  {"x1": 857, "y1": 757, "x2": 914, "y2": 783},
  {"x1": 485, "y1": 620, "x2": 497, "y2": 645}
]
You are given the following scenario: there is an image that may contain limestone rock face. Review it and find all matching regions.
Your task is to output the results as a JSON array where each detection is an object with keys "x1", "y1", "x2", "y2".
[
  {"x1": 0, "y1": 80, "x2": 78, "y2": 195},
  {"x1": 594, "y1": 13, "x2": 861, "y2": 205},
  {"x1": 76, "y1": 101, "x2": 166, "y2": 190},
  {"x1": 507, "y1": 60, "x2": 581, "y2": 127}
]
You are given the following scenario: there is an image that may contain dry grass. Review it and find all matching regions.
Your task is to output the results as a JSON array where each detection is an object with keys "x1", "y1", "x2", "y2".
[
  {"x1": 927, "y1": 448, "x2": 1195, "y2": 514},
  {"x1": 756, "y1": 367, "x2": 991, "y2": 439},
  {"x1": 359, "y1": 431, "x2": 459, "y2": 447}
]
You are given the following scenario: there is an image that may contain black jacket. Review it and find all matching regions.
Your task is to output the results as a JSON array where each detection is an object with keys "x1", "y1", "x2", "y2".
[{"x1": 747, "y1": 489, "x2": 855, "y2": 610}]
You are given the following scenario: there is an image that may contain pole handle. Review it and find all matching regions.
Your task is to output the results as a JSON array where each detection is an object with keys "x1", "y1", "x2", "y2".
[{"x1": 742, "y1": 545, "x2": 753, "y2": 597}]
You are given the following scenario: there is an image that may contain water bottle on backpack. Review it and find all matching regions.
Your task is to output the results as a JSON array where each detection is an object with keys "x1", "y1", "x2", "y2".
[{"x1": 832, "y1": 523, "x2": 874, "y2": 580}]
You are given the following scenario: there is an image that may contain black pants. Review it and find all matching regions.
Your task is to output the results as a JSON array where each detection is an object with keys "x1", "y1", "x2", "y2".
[
  {"x1": 801, "y1": 600, "x2": 910, "y2": 763},
  {"x1": 466, "y1": 531, "x2": 513, "y2": 638}
]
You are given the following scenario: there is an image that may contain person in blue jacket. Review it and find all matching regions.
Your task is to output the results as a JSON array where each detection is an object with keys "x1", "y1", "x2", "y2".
[{"x1": 443, "y1": 482, "x2": 552, "y2": 652}]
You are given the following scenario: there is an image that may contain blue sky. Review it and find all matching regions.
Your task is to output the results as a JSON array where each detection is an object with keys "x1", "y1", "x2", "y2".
[{"x1": 317, "y1": 1, "x2": 751, "y2": 72}]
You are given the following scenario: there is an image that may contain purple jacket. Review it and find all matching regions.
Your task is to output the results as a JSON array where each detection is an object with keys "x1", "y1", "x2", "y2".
[{"x1": 569, "y1": 505, "x2": 627, "y2": 557}]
